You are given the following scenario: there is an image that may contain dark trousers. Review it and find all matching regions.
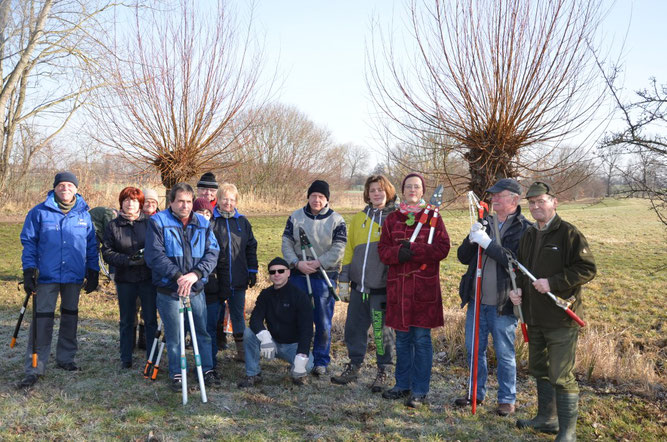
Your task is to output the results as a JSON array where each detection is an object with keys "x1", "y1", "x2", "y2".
[
  {"x1": 25, "y1": 283, "x2": 80, "y2": 376},
  {"x1": 116, "y1": 281, "x2": 157, "y2": 362},
  {"x1": 528, "y1": 325, "x2": 579, "y2": 393},
  {"x1": 344, "y1": 288, "x2": 394, "y2": 367}
]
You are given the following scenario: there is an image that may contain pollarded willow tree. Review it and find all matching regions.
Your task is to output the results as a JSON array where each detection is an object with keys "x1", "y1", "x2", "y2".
[
  {"x1": 367, "y1": 0, "x2": 606, "y2": 197},
  {"x1": 90, "y1": 0, "x2": 267, "y2": 193}
]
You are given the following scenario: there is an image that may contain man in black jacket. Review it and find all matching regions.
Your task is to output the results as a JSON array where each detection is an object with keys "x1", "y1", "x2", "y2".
[
  {"x1": 455, "y1": 178, "x2": 532, "y2": 416},
  {"x1": 238, "y1": 257, "x2": 314, "y2": 387}
]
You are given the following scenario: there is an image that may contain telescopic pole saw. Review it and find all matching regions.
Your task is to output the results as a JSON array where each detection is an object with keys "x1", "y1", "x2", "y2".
[{"x1": 467, "y1": 191, "x2": 488, "y2": 416}]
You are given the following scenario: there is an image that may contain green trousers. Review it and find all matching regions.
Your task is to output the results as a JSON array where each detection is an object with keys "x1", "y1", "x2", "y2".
[{"x1": 527, "y1": 326, "x2": 579, "y2": 393}]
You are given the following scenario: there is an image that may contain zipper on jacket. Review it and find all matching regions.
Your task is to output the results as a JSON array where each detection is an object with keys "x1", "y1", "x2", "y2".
[
  {"x1": 226, "y1": 218, "x2": 233, "y2": 289},
  {"x1": 359, "y1": 209, "x2": 378, "y2": 294}
]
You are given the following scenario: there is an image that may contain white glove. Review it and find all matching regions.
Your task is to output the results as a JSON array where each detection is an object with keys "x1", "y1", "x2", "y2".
[
  {"x1": 257, "y1": 329, "x2": 276, "y2": 359},
  {"x1": 338, "y1": 282, "x2": 350, "y2": 303},
  {"x1": 292, "y1": 353, "x2": 309, "y2": 378},
  {"x1": 469, "y1": 227, "x2": 492, "y2": 249},
  {"x1": 470, "y1": 222, "x2": 483, "y2": 233}
]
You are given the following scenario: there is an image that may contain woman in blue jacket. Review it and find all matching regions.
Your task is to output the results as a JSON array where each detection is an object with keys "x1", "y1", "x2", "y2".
[{"x1": 208, "y1": 182, "x2": 258, "y2": 364}]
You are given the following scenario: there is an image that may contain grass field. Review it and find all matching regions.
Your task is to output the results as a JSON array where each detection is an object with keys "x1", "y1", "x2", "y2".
[{"x1": 0, "y1": 198, "x2": 665, "y2": 440}]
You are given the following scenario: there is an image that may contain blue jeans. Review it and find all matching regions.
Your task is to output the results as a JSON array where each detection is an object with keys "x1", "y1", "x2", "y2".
[
  {"x1": 156, "y1": 292, "x2": 213, "y2": 378},
  {"x1": 243, "y1": 327, "x2": 314, "y2": 377},
  {"x1": 289, "y1": 275, "x2": 335, "y2": 367},
  {"x1": 465, "y1": 304, "x2": 518, "y2": 404},
  {"x1": 116, "y1": 281, "x2": 157, "y2": 362},
  {"x1": 219, "y1": 288, "x2": 246, "y2": 334},
  {"x1": 394, "y1": 327, "x2": 433, "y2": 396}
]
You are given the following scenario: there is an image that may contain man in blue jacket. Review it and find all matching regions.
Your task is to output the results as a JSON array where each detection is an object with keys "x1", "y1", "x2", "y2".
[
  {"x1": 145, "y1": 182, "x2": 221, "y2": 391},
  {"x1": 19, "y1": 171, "x2": 100, "y2": 389}
]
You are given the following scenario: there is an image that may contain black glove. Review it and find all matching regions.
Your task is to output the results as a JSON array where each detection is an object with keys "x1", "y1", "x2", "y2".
[
  {"x1": 248, "y1": 273, "x2": 257, "y2": 288},
  {"x1": 84, "y1": 269, "x2": 99, "y2": 293},
  {"x1": 398, "y1": 240, "x2": 413, "y2": 263},
  {"x1": 128, "y1": 256, "x2": 145, "y2": 266},
  {"x1": 23, "y1": 268, "x2": 37, "y2": 295}
]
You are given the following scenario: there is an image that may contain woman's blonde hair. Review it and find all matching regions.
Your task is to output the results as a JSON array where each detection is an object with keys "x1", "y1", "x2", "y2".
[{"x1": 217, "y1": 182, "x2": 239, "y2": 202}]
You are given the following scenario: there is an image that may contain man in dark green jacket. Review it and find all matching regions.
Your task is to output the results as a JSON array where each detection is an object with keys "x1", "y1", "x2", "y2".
[{"x1": 509, "y1": 182, "x2": 596, "y2": 442}]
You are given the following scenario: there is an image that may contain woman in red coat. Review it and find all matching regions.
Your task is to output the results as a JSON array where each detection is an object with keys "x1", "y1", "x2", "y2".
[{"x1": 378, "y1": 173, "x2": 450, "y2": 408}]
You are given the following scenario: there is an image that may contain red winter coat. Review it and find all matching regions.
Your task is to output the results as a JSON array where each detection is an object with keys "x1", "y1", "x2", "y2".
[{"x1": 378, "y1": 209, "x2": 451, "y2": 331}]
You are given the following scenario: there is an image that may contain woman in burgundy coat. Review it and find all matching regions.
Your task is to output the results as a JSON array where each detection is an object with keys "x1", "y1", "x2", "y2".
[{"x1": 377, "y1": 173, "x2": 451, "y2": 408}]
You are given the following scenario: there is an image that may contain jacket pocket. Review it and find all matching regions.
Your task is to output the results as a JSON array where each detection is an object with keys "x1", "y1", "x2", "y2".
[{"x1": 414, "y1": 274, "x2": 439, "y2": 303}]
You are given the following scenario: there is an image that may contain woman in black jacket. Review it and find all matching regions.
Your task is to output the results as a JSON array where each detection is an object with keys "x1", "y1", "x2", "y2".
[
  {"x1": 101, "y1": 187, "x2": 157, "y2": 368},
  {"x1": 207, "y1": 182, "x2": 258, "y2": 365}
]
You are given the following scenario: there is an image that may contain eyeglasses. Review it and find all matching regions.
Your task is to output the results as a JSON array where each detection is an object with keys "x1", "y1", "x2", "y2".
[
  {"x1": 268, "y1": 268, "x2": 287, "y2": 275},
  {"x1": 404, "y1": 185, "x2": 422, "y2": 190}
]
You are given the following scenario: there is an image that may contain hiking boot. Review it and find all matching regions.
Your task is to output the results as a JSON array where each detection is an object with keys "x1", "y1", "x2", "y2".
[
  {"x1": 330, "y1": 362, "x2": 361, "y2": 385},
  {"x1": 516, "y1": 379, "x2": 559, "y2": 434},
  {"x1": 204, "y1": 370, "x2": 221, "y2": 387},
  {"x1": 454, "y1": 397, "x2": 483, "y2": 407},
  {"x1": 121, "y1": 361, "x2": 132, "y2": 369},
  {"x1": 405, "y1": 394, "x2": 428, "y2": 408},
  {"x1": 292, "y1": 376, "x2": 306, "y2": 386},
  {"x1": 56, "y1": 362, "x2": 81, "y2": 371},
  {"x1": 19, "y1": 374, "x2": 38, "y2": 389},
  {"x1": 382, "y1": 386, "x2": 411, "y2": 400},
  {"x1": 312, "y1": 365, "x2": 327, "y2": 377},
  {"x1": 170, "y1": 375, "x2": 183, "y2": 392},
  {"x1": 237, "y1": 374, "x2": 263, "y2": 388},
  {"x1": 370, "y1": 366, "x2": 389, "y2": 393},
  {"x1": 497, "y1": 403, "x2": 516, "y2": 416}
]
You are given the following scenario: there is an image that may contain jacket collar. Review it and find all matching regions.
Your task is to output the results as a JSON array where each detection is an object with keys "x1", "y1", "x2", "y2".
[
  {"x1": 44, "y1": 190, "x2": 89, "y2": 213},
  {"x1": 304, "y1": 204, "x2": 332, "y2": 220},
  {"x1": 115, "y1": 211, "x2": 147, "y2": 226}
]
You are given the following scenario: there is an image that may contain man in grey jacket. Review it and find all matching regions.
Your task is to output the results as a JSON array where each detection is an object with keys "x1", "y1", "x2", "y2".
[{"x1": 282, "y1": 180, "x2": 346, "y2": 376}]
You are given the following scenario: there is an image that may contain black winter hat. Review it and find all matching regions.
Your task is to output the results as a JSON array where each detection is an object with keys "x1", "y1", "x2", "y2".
[
  {"x1": 197, "y1": 172, "x2": 218, "y2": 189},
  {"x1": 53, "y1": 171, "x2": 79, "y2": 188},
  {"x1": 307, "y1": 180, "x2": 330, "y2": 200},
  {"x1": 268, "y1": 257, "x2": 289, "y2": 269}
]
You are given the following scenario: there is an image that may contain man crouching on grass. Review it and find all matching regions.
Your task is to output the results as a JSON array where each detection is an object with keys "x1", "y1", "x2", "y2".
[{"x1": 238, "y1": 257, "x2": 314, "y2": 388}]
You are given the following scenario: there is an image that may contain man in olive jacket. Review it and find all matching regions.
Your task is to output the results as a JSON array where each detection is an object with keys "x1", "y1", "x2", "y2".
[{"x1": 509, "y1": 182, "x2": 596, "y2": 442}]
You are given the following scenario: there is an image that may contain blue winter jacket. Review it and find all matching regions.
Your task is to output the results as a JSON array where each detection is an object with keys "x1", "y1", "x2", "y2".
[
  {"x1": 145, "y1": 208, "x2": 220, "y2": 298},
  {"x1": 20, "y1": 191, "x2": 99, "y2": 284}
]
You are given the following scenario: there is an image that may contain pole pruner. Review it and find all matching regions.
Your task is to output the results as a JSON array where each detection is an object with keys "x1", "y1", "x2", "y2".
[{"x1": 298, "y1": 227, "x2": 340, "y2": 301}]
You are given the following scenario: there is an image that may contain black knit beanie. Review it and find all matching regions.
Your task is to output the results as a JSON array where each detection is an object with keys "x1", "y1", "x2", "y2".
[
  {"x1": 53, "y1": 171, "x2": 79, "y2": 188},
  {"x1": 268, "y1": 257, "x2": 289, "y2": 269},
  {"x1": 307, "y1": 180, "x2": 330, "y2": 200},
  {"x1": 197, "y1": 172, "x2": 218, "y2": 189}
]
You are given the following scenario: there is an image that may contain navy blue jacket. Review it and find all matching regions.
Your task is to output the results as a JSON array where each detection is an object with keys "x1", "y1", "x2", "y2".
[
  {"x1": 207, "y1": 207, "x2": 258, "y2": 303},
  {"x1": 145, "y1": 208, "x2": 220, "y2": 298},
  {"x1": 21, "y1": 191, "x2": 99, "y2": 284}
]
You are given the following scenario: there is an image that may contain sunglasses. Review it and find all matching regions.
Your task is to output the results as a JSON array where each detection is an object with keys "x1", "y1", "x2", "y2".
[{"x1": 268, "y1": 268, "x2": 287, "y2": 275}]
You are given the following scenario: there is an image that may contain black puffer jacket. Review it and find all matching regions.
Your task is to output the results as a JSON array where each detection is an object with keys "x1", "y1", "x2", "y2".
[
  {"x1": 457, "y1": 206, "x2": 532, "y2": 315},
  {"x1": 101, "y1": 212, "x2": 152, "y2": 283},
  {"x1": 206, "y1": 208, "x2": 258, "y2": 303}
]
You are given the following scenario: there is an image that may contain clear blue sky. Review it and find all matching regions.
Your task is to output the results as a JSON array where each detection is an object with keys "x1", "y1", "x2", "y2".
[{"x1": 254, "y1": 0, "x2": 667, "y2": 166}]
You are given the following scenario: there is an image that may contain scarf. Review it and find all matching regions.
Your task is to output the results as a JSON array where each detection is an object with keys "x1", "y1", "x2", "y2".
[
  {"x1": 55, "y1": 194, "x2": 76, "y2": 214},
  {"x1": 119, "y1": 209, "x2": 140, "y2": 222},
  {"x1": 399, "y1": 199, "x2": 426, "y2": 227},
  {"x1": 219, "y1": 209, "x2": 235, "y2": 219}
]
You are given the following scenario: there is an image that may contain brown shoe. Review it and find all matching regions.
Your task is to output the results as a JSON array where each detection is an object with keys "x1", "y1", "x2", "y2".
[{"x1": 497, "y1": 403, "x2": 516, "y2": 416}]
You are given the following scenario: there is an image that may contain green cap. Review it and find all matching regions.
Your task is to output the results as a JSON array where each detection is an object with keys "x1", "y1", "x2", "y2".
[{"x1": 525, "y1": 181, "x2": 555, "y2": 198}]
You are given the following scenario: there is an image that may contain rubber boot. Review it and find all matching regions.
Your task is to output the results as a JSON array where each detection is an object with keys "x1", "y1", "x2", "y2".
[
  {"x1": 517, "y1": 379, "x2": 559, "y2": 434},
  {"x1": 233, "y1": 333, "x2": 245, "y2": 362},
  {"x1": 555, "y1": 391, "x2": 578, "y2": 442}
]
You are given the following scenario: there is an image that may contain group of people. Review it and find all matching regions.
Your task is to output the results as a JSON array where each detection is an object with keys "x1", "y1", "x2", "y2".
[{"x1": 18, "y1": 169, "x2": 596, "y2": 441}]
